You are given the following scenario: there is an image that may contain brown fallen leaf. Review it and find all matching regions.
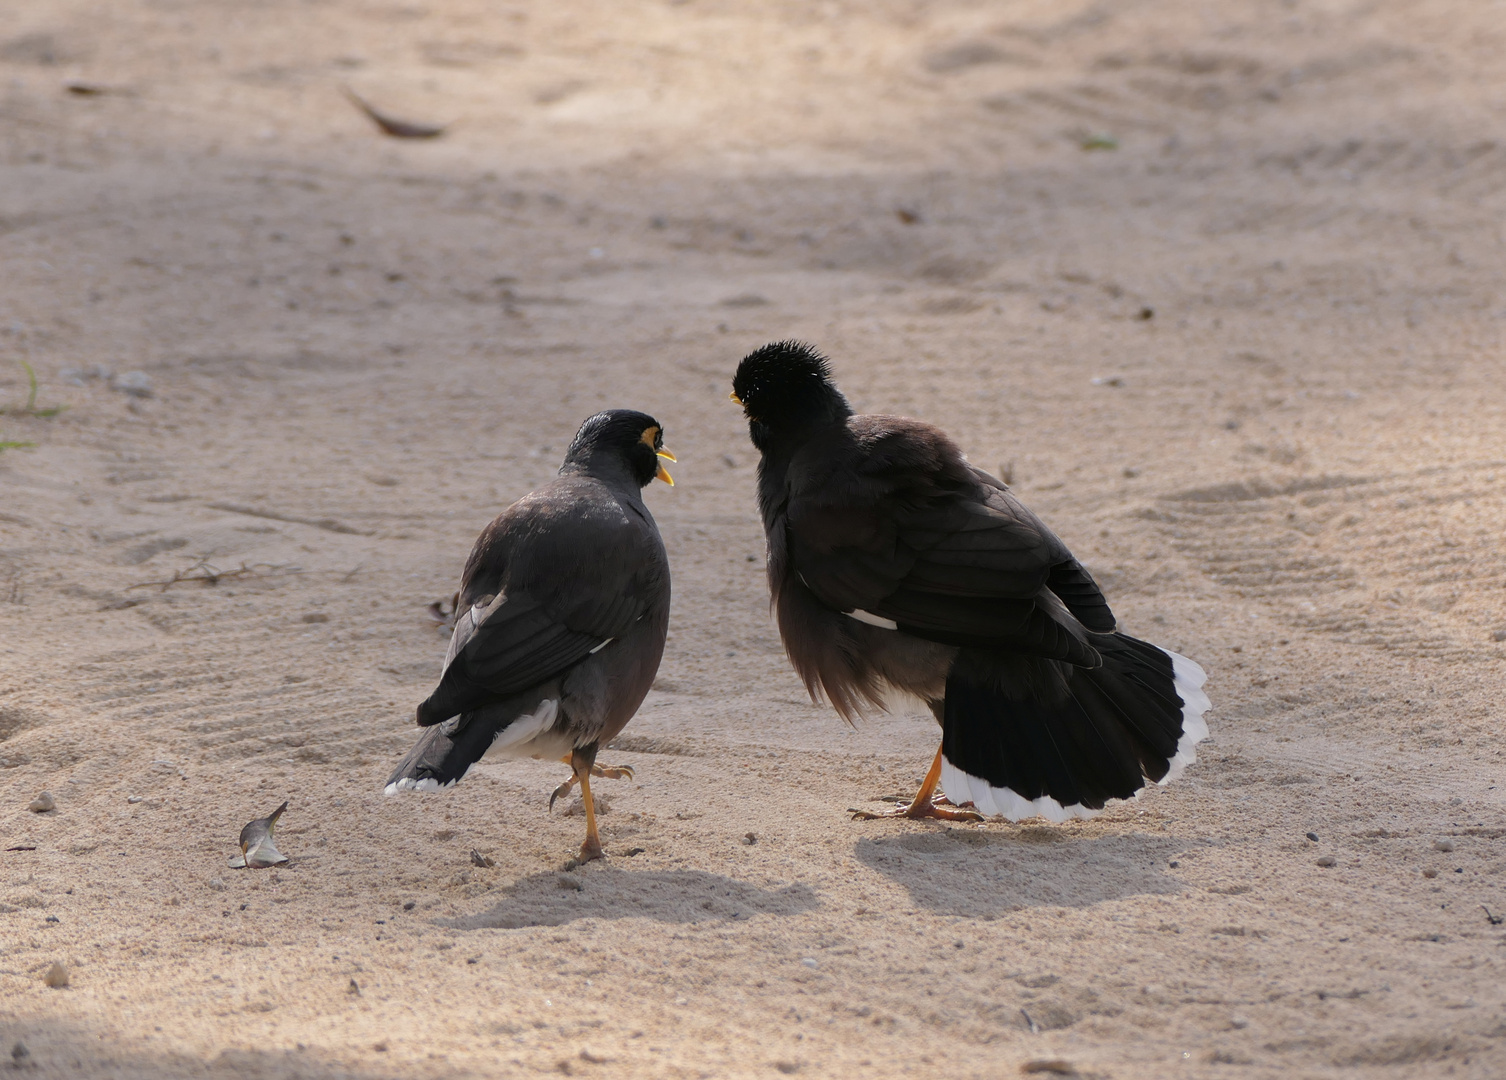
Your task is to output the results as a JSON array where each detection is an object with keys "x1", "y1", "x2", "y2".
[{"x1": 343, "y1": 87, "x2": 447, "y2": 139}]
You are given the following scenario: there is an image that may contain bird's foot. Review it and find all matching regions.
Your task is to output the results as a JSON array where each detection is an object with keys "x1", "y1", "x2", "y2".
[
  {"x1": 575, "y1": 835, "x2": 606, "y2": 864},
  {"x1": 590, "y1": 763, "x2": 634, "y2": 781},
  {"x1": 548, "y1": 775, "x2": 577, "y2": 812},
  {"x1": 850, "y1": 795, "x2": 983, "y2": 822}
]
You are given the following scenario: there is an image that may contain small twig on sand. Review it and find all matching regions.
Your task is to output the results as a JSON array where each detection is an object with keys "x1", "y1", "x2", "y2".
[
  {"x1": 1484, "y1": 905, "x2": 1504, "y2": 926},
  {"x1": 128, "y1": 557, "x2": 304, "y2": 592},
  {"x1": 342, "y1": 86, "x2": 447, "y2": 139}
]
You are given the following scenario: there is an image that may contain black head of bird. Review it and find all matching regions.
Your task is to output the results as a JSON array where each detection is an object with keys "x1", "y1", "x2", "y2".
[
  {"x1": 731, "y1": 340, "x2": 852, "y2": 451},
  {"x1": 560, "y1": 409, "x2": 675, "y2": 488}
]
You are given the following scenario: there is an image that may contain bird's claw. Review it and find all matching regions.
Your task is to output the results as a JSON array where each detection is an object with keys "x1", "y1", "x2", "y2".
[
  {"x1": 549, "y1": 762, "x2": 631, "y2": 812},
  {"x1": 548, "y1": 776, "x2": 577, "y2": 812},
  {"x1": 851, "y1": 797, "x2": 984, "y2": 822}
]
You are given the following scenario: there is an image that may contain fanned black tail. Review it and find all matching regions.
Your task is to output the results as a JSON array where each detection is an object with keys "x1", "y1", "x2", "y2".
[{"x1": 938, "y1": 633, "x2": 1209, "y2": 821}]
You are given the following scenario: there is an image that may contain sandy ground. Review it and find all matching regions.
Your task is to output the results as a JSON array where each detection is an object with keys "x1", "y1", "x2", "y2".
[{"x1": 2, "y1": 1, "x2": 1506, "y2": 1076}]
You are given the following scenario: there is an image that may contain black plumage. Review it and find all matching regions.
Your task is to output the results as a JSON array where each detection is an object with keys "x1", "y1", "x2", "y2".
[
  {"x1": 385, "y1": 410, "x2": 674, "y2": 860},
  {"x1": 732, "y1": 342, "x2": 1209, "y2": 821}
]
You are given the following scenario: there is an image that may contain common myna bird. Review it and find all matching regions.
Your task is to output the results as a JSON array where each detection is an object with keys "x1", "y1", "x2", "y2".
[
  {"x1": 732, "y1": 342, "x2": 1209, "y2": 822},
  {"x1": 385, "y1": 410, "x2": 674, "y2": 861}
]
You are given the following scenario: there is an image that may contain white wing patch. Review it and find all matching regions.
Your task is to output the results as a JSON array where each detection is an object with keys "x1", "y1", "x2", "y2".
[
  {"x1": 485, "y1": 697, "x2": 560, "y2": 756},
  {"x1": 588, "y1": 637, "x2": 616, "y2": 655},
  {"x1": 846, "y1": 609, "x2": 899, "y2": 630}
]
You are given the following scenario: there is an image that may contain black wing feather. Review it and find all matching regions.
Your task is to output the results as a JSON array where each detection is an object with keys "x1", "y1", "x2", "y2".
[
  {"x1": 783, "y1": 417, "x2": 1112, "y2": 665},
  {"x1": 415, "y1": 481, "x2": 662, "y2": 726}
]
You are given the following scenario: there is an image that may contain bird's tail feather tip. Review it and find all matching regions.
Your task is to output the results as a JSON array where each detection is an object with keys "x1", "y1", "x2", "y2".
[
  {"x1": 382, "y1": 776, "x2": 449, "y2": 796},
  {"x1": 939, "y1": 760, "x2": 1101, "y2": 823},
  {"x1": 1159, "y1": 647, "x2": 1212, "y2": 785}
]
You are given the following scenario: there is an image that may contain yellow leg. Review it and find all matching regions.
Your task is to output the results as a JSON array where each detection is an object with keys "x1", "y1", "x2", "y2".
[
  {"x1": 851, "y1": 744, "x2": 983, "y2": 821},
  {"x1": 578, "y1": 768, "x2": 604, "y2": 862}
]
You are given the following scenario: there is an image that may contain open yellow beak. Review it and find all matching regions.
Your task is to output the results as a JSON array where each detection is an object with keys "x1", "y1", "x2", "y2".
[
  {"x1": 657, "y1": 449, "x2": 676, "y2": 462},
  {"x1": 656, "y1": 461, "x2": 674, "y2": 486},
  {"x1": 729, "y1": 392, "x2": 743, "y2": 405}
]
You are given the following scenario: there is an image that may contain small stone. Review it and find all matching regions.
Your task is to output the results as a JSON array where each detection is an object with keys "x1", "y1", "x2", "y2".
[
  {"x1": 1423, "y1": 868, "x2": 1438, "y2": 879},
  {"x1": 742, "y1": 832, "x2": 757, "y2": 845},
  {"x1": 128, "y1": 796, "x2": 142, "y2": 803},
  {"x1": 208, "y1": 877, "x2": 227, "y2": 891},
  {"x1": 111, "y1": 371, "x2": 153, "y2": 397},
  {"x1": 11, "y1": 1042, "x2": 28, "y2": 1063},
  {"x1": 301, "y1": 612, "x2": 329, "y2": 624},
  {"x1": 801, "y1": 957, "x2": 818, "y2": 968},
  {"x1": 1491, "y1": 629, "x2": 1506, "y2": 642},
  {"x1": 402, "y1": 900, "x2": 416, "y2": 910},
  {"x1": 469, "y1": 849, "x2": 494, "y2": 868},
  {"x1": 1433, "y1": 838, "x2": 1455, "y2": 853},
  {"x1": 1316, "y1": 855, "x2": 1337, "y2": 867},
  {"x1": 1230, "y1": 1015, "x2": 1250, "y2": 1030},
  {"x1": 372, "y1": 1041, "x2": 388, "y2": 1052},
  {"x1": 1020, "y1": 1060, "x2": 1078, "y2": 1076},
  {"x1": 1306, "y1": 832, "x2": 1319, "y2": 842},
  {"x1": 28, "y1": 791, "x2": 55, "y2": 813},
  {"x1": 43, "y1": 961, "x2": 69, "y2": 988},
  {"x1": 45, "y1": 914, "x2": 59, "y2": 923},
  {"x1": 579, "y1": 1048, "x2": 608, "y2": 1064},
  {"x1": 348, "y1": 978, "x2": 361, "y2": 996}
]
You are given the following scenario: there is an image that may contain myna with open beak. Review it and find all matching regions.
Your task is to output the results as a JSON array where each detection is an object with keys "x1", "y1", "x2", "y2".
[
  {"x1": 230, "y1": 800, "x2": 289, "y2": 868},
  {"x1": 732, "y1": 342, "x2": 1209, "y2": 822},
  {"x1": 385, "y1": 410, "x2": 674, "y2": 862}
]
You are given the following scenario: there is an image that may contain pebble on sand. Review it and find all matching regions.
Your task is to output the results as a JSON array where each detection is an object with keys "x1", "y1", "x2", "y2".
[
  {"x1": 43, "y1": 961, "x2": 69, "y2": 988},
  {"x1": 1316, "y1": 855, "x2": 1337, "y2": 867},
  {"x1": 1433, "y1": 838, "x2": 1456, "y2": 853},
  {"x1": 28, "y1": 792, "x2": 55, "y2": 813}
]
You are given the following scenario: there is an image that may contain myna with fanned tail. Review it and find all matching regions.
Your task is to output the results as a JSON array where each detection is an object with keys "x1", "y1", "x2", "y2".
[
  {"x1": 385, "y1": 410, "x2": 674, "y2": 861},
  {"x1": 732, "y1": 342, "x2": 1209, "y2": 822}
]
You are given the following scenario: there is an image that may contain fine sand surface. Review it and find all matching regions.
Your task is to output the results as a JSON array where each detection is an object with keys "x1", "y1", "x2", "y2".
[{"x1": 3, "y1": 1, "x2": 1505, "y2": 1077}]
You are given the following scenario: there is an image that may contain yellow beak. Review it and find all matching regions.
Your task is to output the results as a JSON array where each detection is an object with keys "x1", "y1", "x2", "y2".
[
  {"x1": 656, "y1": 462, "x2": 674, "y2": 486},
  {"x1": 729, "y1": 392, "x2": 743, "y2": 405},
  {"x1": 657, "y1": 449, "x2": 676, "y2": 462}
]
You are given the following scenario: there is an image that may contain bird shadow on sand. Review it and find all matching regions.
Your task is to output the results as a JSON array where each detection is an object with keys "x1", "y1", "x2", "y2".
[
  {"x1": 444, "y1": 867, "x2": 820, "y2": 930},
  {"x1": 854, "y1": 826, "x2": 1189, "y2": 915}
]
